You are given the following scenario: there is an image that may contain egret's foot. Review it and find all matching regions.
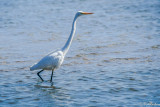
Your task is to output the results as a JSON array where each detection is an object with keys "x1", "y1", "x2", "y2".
[
  {"x1": 51, "y1": 82, "x2": 54, "y2": 86},
  {"x1": 39, "y1": 79, "x2": 44, "y2": 82},
  {"x1": 38, "y1": 77, "x2": 44, "y2": 82},
  {"x1": 50, "y1": 80, "x2": 53, "y2": 83}
]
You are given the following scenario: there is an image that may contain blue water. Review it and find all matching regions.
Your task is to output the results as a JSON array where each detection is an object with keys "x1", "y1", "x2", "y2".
[{"x1": 0, "y1": 0, "x2": 160, "y2": 106}]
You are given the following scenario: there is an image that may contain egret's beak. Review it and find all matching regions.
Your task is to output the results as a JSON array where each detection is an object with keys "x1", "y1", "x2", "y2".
[{"x1": 81, "y1": 12, "x2": 94, "y2": 15}]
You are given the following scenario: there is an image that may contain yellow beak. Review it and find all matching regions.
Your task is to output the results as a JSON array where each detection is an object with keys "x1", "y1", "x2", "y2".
[{"x1": 81, "y1": 12, "x2": 94, "y2": 15}]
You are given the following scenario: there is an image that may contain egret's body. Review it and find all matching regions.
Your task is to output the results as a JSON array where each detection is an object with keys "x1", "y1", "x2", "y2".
[
  {"x1": 30, "y1": 11, "x2": 93, "y2": 82},
  {"x1": 30, "y1": 51, "x2": 64, "y2": 70}
]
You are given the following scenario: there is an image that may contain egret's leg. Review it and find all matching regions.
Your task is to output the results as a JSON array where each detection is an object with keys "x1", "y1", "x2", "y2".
[
  {"x1": 50, "y1": 70, "x2": 54, "y2": 82},
  {"x1": 51, "y1": 82, "x2": 54, "y2": 86},
  {"x1": 37, "y1": 70, "x2": 44, "y2": 81}
]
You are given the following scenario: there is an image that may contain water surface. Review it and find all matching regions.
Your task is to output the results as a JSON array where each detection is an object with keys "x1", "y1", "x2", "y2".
[{"x1": 0, "y1": 0, "x2": 160, "y2": 106}]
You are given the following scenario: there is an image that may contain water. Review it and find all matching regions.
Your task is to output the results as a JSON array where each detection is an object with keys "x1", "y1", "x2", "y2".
[{"x1": 0, "y1": 0, "x2": 160, "y2": 106}]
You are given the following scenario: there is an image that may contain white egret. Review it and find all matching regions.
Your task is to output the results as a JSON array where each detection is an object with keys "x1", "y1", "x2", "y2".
[{"x1": 30, "y1": 11, "x2": 93, "y2": 82}]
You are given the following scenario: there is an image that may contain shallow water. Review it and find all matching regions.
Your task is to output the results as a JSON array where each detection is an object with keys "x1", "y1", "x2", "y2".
[{"x1": 0, "y1": 0, "x2": 160, "y2": 106}]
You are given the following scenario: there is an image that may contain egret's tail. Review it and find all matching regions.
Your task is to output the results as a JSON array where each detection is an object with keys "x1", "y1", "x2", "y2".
[{"x1": 30, "y1": 63, "x2": 38, "y2": 71}]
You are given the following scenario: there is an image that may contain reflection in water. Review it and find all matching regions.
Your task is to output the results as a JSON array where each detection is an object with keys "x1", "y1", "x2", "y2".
[
  {"x1": 34, "y1": 82, "x2": 56, "y2": 89},
  {"x1": 33, "y1": 82, "x2": 73, "y2": 107}
]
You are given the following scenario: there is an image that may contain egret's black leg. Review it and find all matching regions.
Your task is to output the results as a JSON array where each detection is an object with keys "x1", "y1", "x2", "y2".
[
  {"x1": 50, "y1": 70, "x2": 54, "y2": 82},
  {"x1": 51, "y1": 82, "x2": 54, "y2": 86},
  {"x1": 37, "y1": 70, "x2": 44, "y2": 81}
]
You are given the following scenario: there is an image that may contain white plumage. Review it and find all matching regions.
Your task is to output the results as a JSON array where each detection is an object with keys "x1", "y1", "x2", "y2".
[
  {"x1": 30, "y1": 11, "x2": 93, "y2": 82},
  {"x1": 30, "y1": 51, "x2": 64, "y2": 71}
]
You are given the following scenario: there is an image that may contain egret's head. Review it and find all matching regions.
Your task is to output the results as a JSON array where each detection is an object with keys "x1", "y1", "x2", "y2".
[{"x1": 76, "y1": 11, "x2": 93, "y2": 17}]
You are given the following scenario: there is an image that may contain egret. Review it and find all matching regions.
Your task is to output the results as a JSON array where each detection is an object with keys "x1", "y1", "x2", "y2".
[{"x1": 30, "y1": 11, "x2": 93, "y2": 82}]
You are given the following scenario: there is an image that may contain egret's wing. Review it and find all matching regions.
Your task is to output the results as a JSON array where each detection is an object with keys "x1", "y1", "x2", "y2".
[
  {"x1": 36, "y1": 56, "x2": 54, "y2": 69},
  {"x1": 30, "y1": 51, "x2": 64, "y2": 71},
  {"x1": 30, "y1": 55, "x2": 53, "y2": 70}
]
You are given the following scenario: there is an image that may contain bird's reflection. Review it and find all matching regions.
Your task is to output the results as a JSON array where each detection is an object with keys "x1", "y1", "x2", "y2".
[
  {"x1": 34, "y1": 80, "x2": 72, "y2": 106},
  {"x1": 34, "y1": 81, "x2": 56, "y2": 89}
]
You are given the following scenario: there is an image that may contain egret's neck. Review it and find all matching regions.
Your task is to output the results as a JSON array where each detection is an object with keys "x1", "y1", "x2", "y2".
[{"x1": 62, "y1": 15, "x2": 78, "y2": 55}]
